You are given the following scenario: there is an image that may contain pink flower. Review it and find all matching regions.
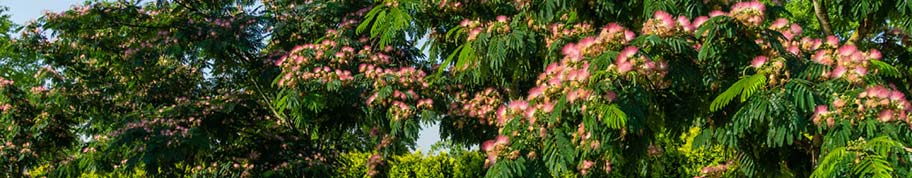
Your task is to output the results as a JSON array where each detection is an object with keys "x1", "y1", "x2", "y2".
[
  {"x1": 624, "y1": 30, "x2": 636, "y2": 41},
  {"x1": 788, "y1": 46, "x2": 800, "y2": 55},
  {"x1": 834, "y1": 98, "x2": 846, "y2": 108},
  {"x1": 275, "y1": 56, "x2": 287, "y2": 66},
  {"x1": 677, "y1": 16, "x2": 693, "y2": 32},
  {"x1": 869, "y1": 86, "x2": 890, "y2": 98},
  {"x1": 782, "y1": 31, "x2": 795, "y2": 41},
  {"x1": 496, "y1": 135, "x2": 510, "y2": 145},
  {"x1": 830, "y1": 66, "x2": 847, "y2": 78},
  {"x1": 619, "y1": 46, "x2": 639, "y2": 60},
  {"x1": 528, "y1": 86, "x2": 545, "y2": 99},
  {"x1": 654, "y1": 11, "x2": 675, "y2": 28},
  {"x1": 545, "y1": 63, "x2": 561, "y2": 74},
  {"x1": 460, "y1": 19, "x2": 471, "y2": 27},
  {"x1": 812, "y1": 50, "x2": 831, "y2": 65},
  {"x1": 542, "y1": 101, "x2": 555, "y2": 113},
  {"x1": 617, "y1": 61, "x2": 633, "y2": 74},
  {"x1": 482, "y1": 140, "x2": 496, "y2": 151},
  {"x1": 496, "y1": 15, "x2": 508, "y2": 23},
  {"x1": 578, "y1": 37, "x2": 596, "y2": 50},
  {"x1": 751, "y1": 56, "x2": 768, "y2": 68},
  {"x1": 508, "y1": 100, "x2": 529, "y2": 111},
  {"x1": 889, "y1": 91, "x2": 905, "y2": 101},
  {"x1": 693, "y1": 16, "x2": 709, "y2": 28},
  {"x1": 524, "y1": 108, "x2": 536, "y2": 118},
  {"x1": 879, "y1": 110, "x2": 894, "y2": 122},
  {"x1": 468, "y1": 28, "x2": 483, "y2": 40},
  {"x1": 562, "y1": 43, "x2": 581, "y2": 59},
  {"x1": 853, "y1": 67, "x2": 867, "y2": 76},
  {"x1": 486, "y1": 152, "x2": 498, "y2": 167},
  {"x1": 709, "y1": 10, "x2": 727, "y2": 17},
  {"x1": 838, "y1": 45, "x2": 857, "y2": 56},
  {"x1": 868, "y1": 49, "x2": 882, "y2": 59},
  {"x1": 826, "y1": 36, "x2": 840, "y2": 46},
  {"x1": 790, "y1": 24, "x2": 803, "y2": 35},
  {"x1": 496, "y1": 106, "x2": 507, "y2": 117},
  {"x1": 771, "y1": 18, "x2": 789, "y2": 29},
  {"x1": 567, "y1": 90, "x2": 580, "y2": 103},
  {"x1": 815, "y1": 105, "x2": 828, "y2": 115},
  {"x1": 606, "y1": 23, "x2": 623, "y2": 33}
]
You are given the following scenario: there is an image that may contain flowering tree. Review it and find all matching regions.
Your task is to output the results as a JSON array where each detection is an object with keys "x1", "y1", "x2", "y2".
[{"x1": 1, "y1": 0, "x2": 912, "y2": 177}]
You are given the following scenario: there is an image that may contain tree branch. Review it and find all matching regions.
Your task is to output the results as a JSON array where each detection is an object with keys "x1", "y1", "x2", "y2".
[
  {"x1": 812, "y1": 0, "x2": 834, "y2": 36},
  {"x1": 847, "y1": 18, "x2": 872, "y2": 44}
]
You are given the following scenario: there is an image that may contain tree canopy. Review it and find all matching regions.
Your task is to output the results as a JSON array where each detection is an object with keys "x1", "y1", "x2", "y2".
[{"x1": 2, "y1": 0, "x2": 912, "y2": 177}]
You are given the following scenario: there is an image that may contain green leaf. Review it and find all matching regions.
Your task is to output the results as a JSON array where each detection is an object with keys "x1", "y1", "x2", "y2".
[
  {"x1": 710, "y1": 74, "x2": 767, "y2": 112},
  {"x1": 600, "y1": 104, "x2": 627, "y2": 129},
  {"x1": 870, "y1": 60, "x2": 901, "y2": 78}
]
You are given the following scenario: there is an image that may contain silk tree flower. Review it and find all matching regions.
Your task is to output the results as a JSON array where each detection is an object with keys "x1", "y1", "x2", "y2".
[
  {"x1": 692, "y1": 16, "x2": 709, "y2": 29},
  {"x1": 826, "y1": 36, "x2": 840, "y2": 47},
  {"x1": 879, "y1": 109, "x2": 895, "y2": 122},
  {"x1": 528, "y1": 85, "x2": 545, "y2": 99},
  {"x1": 730, "y1": 1, "x2": 765, "y2": 27},
  {"x1": 496, "y1": 15, "x2": 508, "y2": 23},
  {"x1": 677, "y1": 16, "x2": 694, "y2": 32},
  {"x1": 642, "y1": 10, "x2": 683, "y2": 36},
  {"x1": 771, "y1": 18, "x2": 789, "y2": 29},
  {"x1": 751, "y1": 56, "x2": 768, "y2": 68},
  {"x1": 825, "y1": 86, "x2": 912, "y2": 126},
  {"x1": 812, "y1": 105, "x2": 829, "y2": 125},
  {"x1": 0, "y1": 77, "x2": 13, "y2": 87},
  {"x1": 562, "y1": 43, "x2": 581, "y2": 59},
  {"x1": 709, "y1": 10, "x2": 727, "y2": 17},
  {"x1": 615, "y1": 46, "x2": 639, "y2": 74},
  {"x1": 655, "y1": 11, "x2": 675, "y2": 28},
  {"x1": 579, "y1": 160, "x2": 594, "y2": 175}
]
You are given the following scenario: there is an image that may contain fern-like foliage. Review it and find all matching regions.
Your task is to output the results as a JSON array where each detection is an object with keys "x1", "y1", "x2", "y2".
[
  {"x1": 812, "y1": 137, "x2": 910, "y2": 178},
  {"x1": 710, "y1": 73, "x2": 767, "y2": 112},
  {"x1": 357, "y1": 0, "x2": 418, "y2": 47},
  {"x1": 870, "y1": 60, "x2": 902, "y2": 78}
]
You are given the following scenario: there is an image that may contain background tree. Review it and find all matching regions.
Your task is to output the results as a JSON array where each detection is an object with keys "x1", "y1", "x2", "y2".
[{"x1": 1, "y1": 0, "x2": 911, "y2": 177}]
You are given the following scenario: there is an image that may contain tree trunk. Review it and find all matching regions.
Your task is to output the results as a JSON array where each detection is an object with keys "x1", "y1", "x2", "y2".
[{"x1": 812, "y1": 0, "x2": 834, "y2": 36}]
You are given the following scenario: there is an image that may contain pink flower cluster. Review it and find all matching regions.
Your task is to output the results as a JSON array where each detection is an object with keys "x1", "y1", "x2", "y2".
[
  {"x1": 276, "y1": 41, "x2": 358, "y2": 87},
  {"x1": 642, "y1": 11, "x2": 707, "y2": 36},
  {"x1": 492, "y1": 40, "x2": 599, "y2": 127},
  {"x1": 459, "y1": 15, "x2": 511, "y2": 41},
  {"x1": 110, "y1": 116, "x2": 201, "y2": 140},
  {"x1": 695, "y1": 161, "x2": 734, "y2": 177},
  {"x1": 436, "y1": 0, "x2": 464, "y2": 11},
  {"x1": 544, "y1": 22, "x2": 594, "y2": 48},
  {"x1": 572, "y1": 123, "x2": 599, "y2": 150},
  {"x1": 448, "y1": 88, "x2": 503, "y2": 124},
  {"x1": 815, "y1": 85, "x2": 911, "y2": 127},
  {"x1": 598, "y1": 23, "x2": 637, "y2": 46},
  {"x1": 579, "y1": 160, "x2": 595, "y2": 175},
  {"x1": 360, "y1": 65, "x2": 433, "y2": 120},
  {"x1": 729, "y1": 1, "x2": 765, "y2": 27},
  {"x1": 810, "y1": 43, "x2": 881, "y2": 82},
  {"x1": 614, "y1": 46, "x2": 669, "y2": 82},
  {"x1": 0, "y1": 141, "x2": 37, "y2": 162},
  {"x1": 0, "y1": 77, "x2": 12, "y2": 87},
  {"x1": 360, "y1": 65, "x2": 429, "y2": 89},
  {"x1": 481, "y1": 135, "x2": 510, "y2": 167},
  {"x1": 768, "y1": 18, "x2": 805, "y2": 55}
]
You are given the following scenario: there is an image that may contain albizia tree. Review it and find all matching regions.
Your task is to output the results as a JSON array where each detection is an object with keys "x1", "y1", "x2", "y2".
[{"x1": 2, "y1": 0, "x2": 912, "y2": 177}]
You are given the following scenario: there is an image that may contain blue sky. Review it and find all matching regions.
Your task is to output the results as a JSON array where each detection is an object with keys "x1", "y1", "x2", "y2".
[
  {"x1": 1, "y1": 0, "x2": 84, "y2": 24},
  {"x1": 1, "y1": 0, "x2": 443, "y2": 153}
]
